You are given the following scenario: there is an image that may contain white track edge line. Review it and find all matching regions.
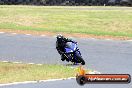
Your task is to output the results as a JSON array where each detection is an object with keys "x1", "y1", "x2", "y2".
[
  {"x1": 0, "y1": 32, "x2": 5, "y2": 34},
  {"x1": 11, "y1": 33, "x2": 17, "y2": 35},
  {"x1": 0, "y1": 61, "x2": 101, "y2": 86},
  {"x1": 0, "y1": 77, "x2": 75, "y2": 86},
  {"x1": 40, "y1": 35, "x2": 46, "y2": 36},
  {"x1": 28, "y1": 63, "x2": 35, "y2": 65},
  {"x1": 1, "y1": 61, "x2": 101, "y2": 74},
  {"x1": 26, "y1": 34, "x2": 31, "y2": 36},
  {"x1": 36, "y1": 64, "x2": 43, "y2": 65},
  {"x1": 2, "y1": 61, "x2": 9, "y2": 63},
  {"x1": 127, "y1": 40, "x2": 132, "y2": 41},
  {"x1": 1, "y1": 32, "x2": 132, "y2": 42},
  {"x1": 12, "y1": 62, "x2": 22, "y2": 64}
]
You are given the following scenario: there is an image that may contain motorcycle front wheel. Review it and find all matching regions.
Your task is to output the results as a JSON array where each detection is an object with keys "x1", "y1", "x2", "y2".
[{"x1": 76, "y1": 53, "x2": 85, "y2": 65}]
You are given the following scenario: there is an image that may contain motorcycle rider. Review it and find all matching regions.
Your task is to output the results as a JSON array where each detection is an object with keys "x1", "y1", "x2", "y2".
[{"x1": 56, "y1": 34, "x2": 76, "y2": 61}]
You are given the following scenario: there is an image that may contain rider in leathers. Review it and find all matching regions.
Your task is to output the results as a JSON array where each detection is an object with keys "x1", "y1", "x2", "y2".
[{"x1": 56, "y1": 34, "x2": 76, "y2": 61}]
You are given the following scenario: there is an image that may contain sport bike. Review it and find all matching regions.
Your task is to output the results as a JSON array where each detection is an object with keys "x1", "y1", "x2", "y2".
[{"x1": 63, "y1": 42, "x2": 85, "y2": 65}]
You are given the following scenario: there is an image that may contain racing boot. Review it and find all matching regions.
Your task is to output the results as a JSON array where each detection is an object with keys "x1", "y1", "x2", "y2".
[{"x1": 61, "y1": 54, "x2": 65, "y2": 61}]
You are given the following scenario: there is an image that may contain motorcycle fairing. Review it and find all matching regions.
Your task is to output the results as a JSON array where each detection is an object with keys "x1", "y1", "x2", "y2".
[
  {"x1": 65, "y1": 47, "x2": 73, "y2": 53},
  {"x1": 65, "y1": 42, "x2": 77, "y2": 52}
]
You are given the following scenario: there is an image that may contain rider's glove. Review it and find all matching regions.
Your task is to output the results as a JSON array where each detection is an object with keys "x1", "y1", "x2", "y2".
[{"x1": 72, "y1": 41, "x2": 77, "y2": 44}]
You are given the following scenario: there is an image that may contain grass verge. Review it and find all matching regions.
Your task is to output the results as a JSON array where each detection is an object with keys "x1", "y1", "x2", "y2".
[
  {"x1": 0, "y1": 62, "x2": 75, "y2": 84},
  {"x1": 0, "y1": 5, "x2": 132, "y2": 38}
]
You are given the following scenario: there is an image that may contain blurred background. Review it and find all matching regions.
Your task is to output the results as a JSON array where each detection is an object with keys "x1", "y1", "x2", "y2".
[{"x1": 0, "y1": 0, "x2": 132, "y2": 6}]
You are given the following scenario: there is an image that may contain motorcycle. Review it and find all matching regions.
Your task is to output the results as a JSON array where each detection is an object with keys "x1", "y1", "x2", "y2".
[{"x1": 63, "y1": 42, "x2": 85, "y2": 65}]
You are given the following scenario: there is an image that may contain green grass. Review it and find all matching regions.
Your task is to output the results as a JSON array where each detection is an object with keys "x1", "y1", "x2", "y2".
[
  {"x1": 0, "y1": 62, "x2": 75, "y2": 83},
  {"x1": 0, "y1": 5, "x2": 132, "y2": 37}
]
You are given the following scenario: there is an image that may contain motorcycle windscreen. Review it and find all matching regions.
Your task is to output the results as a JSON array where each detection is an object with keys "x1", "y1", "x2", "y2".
[
  {"x1": 65, "y1": 48, "x2": 73, "y2": 53},
  {"x1": 66, "y1": 42, "x2": 77, "y2": 51}
]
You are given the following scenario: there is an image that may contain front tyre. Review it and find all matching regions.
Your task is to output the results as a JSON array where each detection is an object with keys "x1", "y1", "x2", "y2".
[
  {"x1": 79, "y1": 57, "x2": 85, "y2": 65},
  {"x1": 76, "y1": 54, "x2": 85, "y2": 65}
]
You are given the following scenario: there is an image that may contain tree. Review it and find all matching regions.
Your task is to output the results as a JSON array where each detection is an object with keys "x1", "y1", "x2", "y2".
[{"x1": 120, "y1": 0, "x2": 132, "y2": 6}]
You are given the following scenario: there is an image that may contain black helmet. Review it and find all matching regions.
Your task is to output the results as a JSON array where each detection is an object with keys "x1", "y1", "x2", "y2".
[{"x1": 56, "y1": 34, "x2": 64, "y2": 40}]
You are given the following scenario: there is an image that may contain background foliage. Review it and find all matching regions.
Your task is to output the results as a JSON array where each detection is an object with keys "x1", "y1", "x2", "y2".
[{"x1": 0, "y1": 0, "x2": 132, "y2": 6}]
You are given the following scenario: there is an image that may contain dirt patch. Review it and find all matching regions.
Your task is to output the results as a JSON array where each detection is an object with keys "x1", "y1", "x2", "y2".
[{"x1": 0, "y1": 29, "x2": 132, "y2": 40}]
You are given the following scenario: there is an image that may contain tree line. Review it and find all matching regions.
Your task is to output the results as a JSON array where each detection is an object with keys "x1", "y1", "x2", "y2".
[{"x1": 0, "y1": 0, "x2": 132, "y2": 6}]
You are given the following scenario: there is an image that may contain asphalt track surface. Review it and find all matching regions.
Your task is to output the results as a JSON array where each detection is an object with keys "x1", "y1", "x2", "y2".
[{"x1": 0, "y1": 33, "x2": 132, "y2": 88}]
